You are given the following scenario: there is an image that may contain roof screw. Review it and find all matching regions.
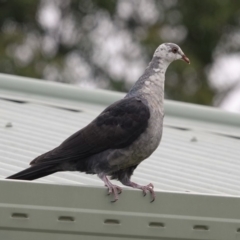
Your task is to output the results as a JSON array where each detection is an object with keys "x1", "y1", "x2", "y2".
[
  {"x1": 190, "y1": 136, "x2": 197, "y2": 142},
  {"x1": 5, "y1": 122, "x2": 13, "y2": 128}
]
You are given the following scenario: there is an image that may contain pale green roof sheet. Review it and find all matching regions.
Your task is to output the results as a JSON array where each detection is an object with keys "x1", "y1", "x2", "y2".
[
  {"x1": 1, "y1": 73, "x2": 240, "y2": 240},
  {"x1": 1, "y1": 73, "x2": 240, "y2": 195}
]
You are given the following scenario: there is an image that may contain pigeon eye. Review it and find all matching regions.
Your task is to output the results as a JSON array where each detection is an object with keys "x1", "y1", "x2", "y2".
[{"x1": 172, "y1": 48, "x2": 178, "y2": 53}]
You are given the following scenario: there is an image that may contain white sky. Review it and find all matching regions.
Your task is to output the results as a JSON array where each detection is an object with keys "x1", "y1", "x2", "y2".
[{"x1": 210, "y1": 54, "x2": 240, "y2": 112}]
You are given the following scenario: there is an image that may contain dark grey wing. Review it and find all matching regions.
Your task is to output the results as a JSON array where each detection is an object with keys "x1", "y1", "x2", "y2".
[{"x1": 31, "y1": 97, "x2": 150, "y2": 166}]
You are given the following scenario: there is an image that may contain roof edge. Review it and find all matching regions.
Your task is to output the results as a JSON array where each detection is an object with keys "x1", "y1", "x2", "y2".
[
  {"x1": 0, "y1": 73, "x2": 240, "y2": 127},
  {"x1": 0, "y1": 180, "x2": 240, "y2": 240},
  {"x1": 0, "y1": 73, "x2": 124, "y2": 106}
]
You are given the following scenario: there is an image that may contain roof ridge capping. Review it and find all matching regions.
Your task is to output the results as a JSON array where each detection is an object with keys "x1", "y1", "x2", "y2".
[
  {"x1": 165, "y1": 100, "x2": 240, "y2": 128},
  {"x1": 0, "y1": 73, "x2": 124, "y2": 106},
  {"x1": 0, "y1": 73, "x2": 240, "y2": 128}
]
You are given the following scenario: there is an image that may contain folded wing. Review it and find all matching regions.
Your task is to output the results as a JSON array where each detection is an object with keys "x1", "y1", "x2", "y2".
[{"x1": 30, "y1": 97, "x2": 150, "y2": 166}]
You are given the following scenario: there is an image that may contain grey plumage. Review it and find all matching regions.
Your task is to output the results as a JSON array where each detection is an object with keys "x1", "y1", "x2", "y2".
[{"x1": 7, "y1": 43, "x2": 189, "y2": 202}]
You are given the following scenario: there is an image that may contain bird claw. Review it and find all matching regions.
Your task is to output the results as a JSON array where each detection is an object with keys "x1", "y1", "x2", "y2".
[
  {"x1": 139, "y1": 183, "x2": 155, "y2": 202},
  {"x1": 101, "y1": 174, "x2": 122, "y2": 202},
  {"x1": 107, "y1": 185, "x2": 122, "y2": 194},
  {"x1": 106, "y1": 184, "x2": 122, "y2": 202}
]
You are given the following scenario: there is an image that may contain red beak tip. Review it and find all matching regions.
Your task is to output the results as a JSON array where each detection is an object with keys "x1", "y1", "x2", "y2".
[{"x1": 182, "y1": 55, "x2": 190, "y2": 64}]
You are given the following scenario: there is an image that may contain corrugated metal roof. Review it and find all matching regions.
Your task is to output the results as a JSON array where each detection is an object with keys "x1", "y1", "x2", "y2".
[{"x1": 1, "y1": 73, "x2": 240, "y2": 196}]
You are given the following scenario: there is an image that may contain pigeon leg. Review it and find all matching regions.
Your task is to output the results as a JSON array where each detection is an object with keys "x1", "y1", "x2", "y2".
[
  {"x1": 121, "y1": 179, "x2": 155, "y2": 202},
  {"x1": 98, "y1": 173, "x2": 122, "y2": 202}
]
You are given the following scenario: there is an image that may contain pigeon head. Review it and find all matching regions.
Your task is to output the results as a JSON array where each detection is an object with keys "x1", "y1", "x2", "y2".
[{"x1": 154, "y1": 43, "x2": 190, "y2": 64}]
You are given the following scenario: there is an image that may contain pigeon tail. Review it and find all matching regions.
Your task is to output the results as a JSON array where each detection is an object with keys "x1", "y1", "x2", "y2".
[{"x1": 6, "y1": 164, "x2": 57, "y2": 180}]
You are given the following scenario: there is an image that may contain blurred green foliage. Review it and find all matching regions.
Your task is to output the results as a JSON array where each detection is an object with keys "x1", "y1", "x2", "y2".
[{"x1": 0, "y1": 0, "x2": 240, "y2": 106}]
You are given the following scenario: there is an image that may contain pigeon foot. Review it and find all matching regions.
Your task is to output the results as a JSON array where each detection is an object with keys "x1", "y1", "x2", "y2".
[
  {"x1": 98, "y1": 173, "x2": 122, "y2": 202},
  {"x1": 129, "y1": 182, "x2": 155, "y2": 202},
  {"x1": 106, "y1": 184, "x2": 122, "y2": 202}
]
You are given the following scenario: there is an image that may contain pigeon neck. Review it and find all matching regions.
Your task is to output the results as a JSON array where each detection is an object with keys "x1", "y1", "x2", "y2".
[
  {"x1": 148, "y1": 56, "x2": 170, "y2": 76},
  {"x1": 127, "y1": 56, "x2": 169, "y2": 98}
]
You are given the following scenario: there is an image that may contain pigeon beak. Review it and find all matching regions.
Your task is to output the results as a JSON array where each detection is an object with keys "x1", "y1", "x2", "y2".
[{"x1": 181, "y1": 54, "x2": 190, "y2": 64}]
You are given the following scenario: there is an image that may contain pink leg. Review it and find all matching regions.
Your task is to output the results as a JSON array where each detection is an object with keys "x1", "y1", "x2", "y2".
[
  {"x1": 124, "y1": 181, "x2": 155, "y2": 202},
  {"x1": 98, "y1": 174, "x2": 122, "y2": 202}
]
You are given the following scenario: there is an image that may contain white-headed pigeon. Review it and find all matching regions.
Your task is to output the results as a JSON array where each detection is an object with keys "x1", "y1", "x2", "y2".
[{"x1": 7, "y1": 43, "x2": 190, "y2": 202}]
